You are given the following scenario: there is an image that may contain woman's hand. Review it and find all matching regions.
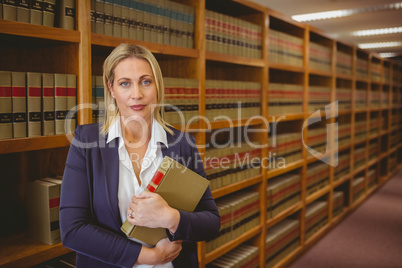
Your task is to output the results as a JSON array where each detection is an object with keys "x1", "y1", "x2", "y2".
[
  {"x1": 136, "y1": 238, "x2": 182, "y2": 265},
  {"x1": 127, "y1": 191, "x2": 180, "y2": 234}
]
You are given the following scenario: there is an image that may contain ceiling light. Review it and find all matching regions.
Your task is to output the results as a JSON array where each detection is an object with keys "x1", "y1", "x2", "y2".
[
  {"x1": 292, "y1": 2, "x2": 402, "y2": 22},
  {"x1": 352, "y1": 27, "x2": 402, "y2": 36},
  {"x1": 379, "y1": 52, "x2": 399, "y2": 58},
  {"x1": 358, "y1": 42, "x2": 402, "y2": 49}
]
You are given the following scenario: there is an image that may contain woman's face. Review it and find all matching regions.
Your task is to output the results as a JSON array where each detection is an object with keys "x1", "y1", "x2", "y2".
[{"x1": 109, "y1": 57, "x2": 157, "y2": 127}]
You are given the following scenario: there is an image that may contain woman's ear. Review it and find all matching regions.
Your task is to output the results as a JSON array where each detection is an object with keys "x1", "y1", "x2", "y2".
[{"x1": 107, "y1": 81, "x2": 114, "y2": 98}]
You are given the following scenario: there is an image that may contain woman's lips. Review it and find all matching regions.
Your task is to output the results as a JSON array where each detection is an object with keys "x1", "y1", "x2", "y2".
[{"x1": 130, "y1": 104, "x2": 146, "y2": 111}]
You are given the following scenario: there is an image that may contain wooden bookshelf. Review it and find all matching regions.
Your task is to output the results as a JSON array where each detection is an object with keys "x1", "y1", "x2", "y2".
[{"x1": 0, "y1": 0, "x2": 401, "y2": 267}]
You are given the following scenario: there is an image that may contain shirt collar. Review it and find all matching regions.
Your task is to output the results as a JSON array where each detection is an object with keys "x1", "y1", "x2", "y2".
[{"x1": 106, "y1": 117, "x2": 168, "y2": 149}]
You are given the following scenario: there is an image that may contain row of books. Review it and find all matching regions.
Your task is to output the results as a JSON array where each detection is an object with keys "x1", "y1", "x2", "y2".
[
  {"x1": 338, "y1": 123, "x2": 352, "y2": 148},
  {"x1": 356, "y1": 58, "x2": 369, "y2": 79},
  {"x1": 269, "y1": 29, "x2": 303, "y2": 67},
  {"x1": 389, "y1": 153, "x2": 398, "y2": 173},
  {"x1": 390, "y1": 130, "x2": 399, "y2": 147},
  {"x1": 368, "y1": 140, "x2": 379, "y2": 162},
  {"x1": 205, "y1": 80, "x2": 261, "y2": 121},
  {"x1": 309, "y1": 42, "x2": 332, "y2": 72},
  {"x1": 91, "y1": 0, "x2": 194, "y2": 48},
  {"x1": 306, "y1": 162, "x2": 329, "y2": 196},
  {"x1": 334, "y1": 152, "x2": 350, "y2": 181},
  {"x1": 336, "y1": 51, "x2": 353, "y2": 76},
  {"x1": 354, "y1": 120, "x2": 367, "y2": 143},
  {"x1": 354, "y1": 146, "x2": 366, "y2": 170},
  {"x1": 266, "y1": 173, "x2": 301, "y2": 219},
  {"x1": 268, "y1": 83, "x2": 303, "y2": 115},
  {"x1": 369, "y1": 118, "x2": 380, "y2": 135},
  {"x1": 355, "y1": 90, "x2": 368, "y2": 108},
  {"x1": 369, "y1": 91, "x2": 381, "y2": 107},
  {"x1": 206, "y1": 191, "x2": 260, "y2": 253},
  {"x1": 0, "y1": 71, "x2": 76, "y2": 140},
  {"x1": 367, "y1": 168, "x2": 377, "y2": 189},
  {"x1": 205, "y1": 143, "x2": 261, "y2": 191},
  {"x1": 268, "y1": 132, "x2": 303, "y2": 168},
  {"x1": 164, "y1": 77, "x2": 199, "y2": 125},
  {"x1": 306, "y1": 127, "x2": 328, "y2": 155},
  {"x1": 308, "y1": 86, "x2": 331, "y2": 112},
  {"x1": 332, "y1": 191, "x2": 345, "y2": 219},
  {"x1": 1, "y1": 0, "x2": 75, "y2": 30},
  {"x1": 265, "y1": 218, "x2": 300, "y2": 268},
  {"x1": 336, "y1": 88, "x2": 352, "y2": 110},
  {"x1": 371, "y1": 62, "x2": 382, "y2": 82},
  {"x1": 205, "y1": 10, "x2": 262, "y2": 59},
  {"x1": 27, "y1": 176, "x2": 62, "y2": 245},
  {"x1": 304, "y1": 200, "x2": 328, "y2": 241},
  {"x1": 352, "y1": 176, "x2": 365, "y2": 202},
  {"x1": 206, "y1": 244, "x2": 259, "y2": 268}
]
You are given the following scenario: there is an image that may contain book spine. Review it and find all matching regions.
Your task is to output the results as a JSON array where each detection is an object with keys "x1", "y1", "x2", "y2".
[
  {"x1": 43, "y1": 0, "x2": 56, "y2": 27},
  {"x1": 104, "y1": 0, "x2": 113, "y2": 35},
  {"x1": 0, "y1": 71, "x2": 13, "y2": 140},
  {"x1": 54, "y1": 73, "x2": 67, "y2": 135},
  {"x1": 90, "y1": 0, "x2": 96, "y2": 33},
  {"x1": 0, "y1": 0, "x2": 2, "y2": 20},
  {"x1": 3, "y1": 0, "x2": 17, "y2": 21},
  {"x1": 12, "y1": 72, "x2": 27, "y2": 138},
  {"x1": 92, "y1": 75, "x2": 97, "y2": 123},
  {"x1": 42, "y1": 73, "x2": 55, "y2": 136},
  {"x1": 121, "y1": 0, "x2": 129, "y2": 38},
  {"x1": 95, "y1": 0, "x2": 105, "y2": 35},
  {"x1": 17, "y1": 0, "x2": 30, "y2": 23},
  {"x1": 30, "y1": 0, "x2": 43, "y2": 25},
  {"x1": 58, "y1": 0, "x2": 75, "y2": 30},
  {"x1": 112, "y1": 0, "x2": 122, "y2": 37},
  {"x1": 146, "y1": 157, "x2": 172, "y2": 192},
  {"x1": 66, "y1": 74, "x2": 76, "y2": 134},
  {"x1": 27, "y1": 72, "x2": 42, "y2": 137}
]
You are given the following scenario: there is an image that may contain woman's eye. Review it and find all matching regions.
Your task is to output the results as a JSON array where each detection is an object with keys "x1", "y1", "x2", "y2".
[
  {"x1": 120, "y1": 82, "x2": 129, "y2": 87},
  {"x1": 141, "y1": 80, "x2": 151, "y2": 86}
]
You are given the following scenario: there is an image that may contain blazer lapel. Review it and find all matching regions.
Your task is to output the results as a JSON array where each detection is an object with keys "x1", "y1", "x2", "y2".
[{"x1": 99, "y1": 135, "x2": 122, "y2": 228}]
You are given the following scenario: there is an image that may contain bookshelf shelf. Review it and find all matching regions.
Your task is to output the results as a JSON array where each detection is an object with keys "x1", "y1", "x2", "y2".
[
  {"x1": 206, "y1": 51, "x2": 265, "y2": 67},
  {"x1": 204, "y1": 225, "x2": 261, "y2": 264},
  {"x1": 308, "y1": 69, "x2": 332, "y2": 77},
  {"x1": 91, "y1": 33, "x2": 200, "y2": 58},
  {"x1": 0, "y1": 20, "x2": 80, "y2": 43},
  {"x1": 0, "y1": 234, "x2": 71, "y2": 268},
  {"x1": 266, "y1": 202, "x2": 303, "y2": 229},
  {"x1": 212, "y1": 174, "x2": 263, "y2": 199},
  {"x1": 333, "y1": 174, "x2": 351, "y2": 188},
  {"x1": 304, "y1": 222, "x2": 331, "y2": 245},
  {"x1": 306, "y1": 185, "x2": 331, "y2": 205},
  {"x1": 268, "y1": 63, "x2": 305, "y2": 73},
  {"x1": 336, "y1": 74, "x2": 353, "y2": 80},
  {"x1": 207, "y1": 117, "x2": 266, "y2": 130},
  {"x1": 267, "y1": 159, "x2": 304, "y2": 179},
  {"x1": 0, "y1": 135, "x2": 73, "y2": 154},
  {"x1": 267, "y1": 113, "x2": 305, "y2": 122}
]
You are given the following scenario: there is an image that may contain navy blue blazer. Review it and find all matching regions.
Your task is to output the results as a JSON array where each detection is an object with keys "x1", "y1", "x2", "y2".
[{"x1": 60, "y1": 123, "x2": 220, "y2": 268}]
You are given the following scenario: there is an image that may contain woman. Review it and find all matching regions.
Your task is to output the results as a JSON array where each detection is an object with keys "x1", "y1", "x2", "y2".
[{"x1": 60, "y1": 43, "x2": 220, "y2": 268}]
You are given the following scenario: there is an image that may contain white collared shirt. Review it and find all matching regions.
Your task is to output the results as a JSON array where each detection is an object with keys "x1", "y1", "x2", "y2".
[{"x1": 107, "y1": 117, "x2": 173, "y2": 268}]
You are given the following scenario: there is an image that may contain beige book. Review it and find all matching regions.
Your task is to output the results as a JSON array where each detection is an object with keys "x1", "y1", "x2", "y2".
[
  {"x1": 30, "y1": 0, "x2": 43, "y2": 25},
  {"x1": 0, "y1": 1, "x2": 2, "y2": 19},
  {"x1": 58, "y1": 0, "x2": 75, "y2": 30},
  {"x1": 0, "y1": 71, "x2": 13, "y2": 140},
  {"x1": 66, "y1": 74, "x2": 76, "y2": 134},
  {"x1": 12, "y1": 72, "x2": 27, "y2": 138},
  {"x1": 54, "y1": 73, "x2": 67, "y2": 135},
  {"x1": 95, "y1": 0, "x2": 104, "y2": 35},
  {"x1": 104, "y1": 0, "x2": 113, "y2": 35},
  {"x1": 43, "y1": 0, "x2": 56, "y2": 27},
  {"x1": 112, "y1": 0, "x2": 122, "y2": 37},
  {"x1": 95, "y1": 76, "x2": 105, "y2": 124},
  {"x1": 42, "y1": 73, "x2": 55, "y2": 136},
  {"x1": 27, "y1": 72, "x2": 42, "y2": 137},
  {"x1": 27, "y1": 180, "x2": 61, "y2": 245},
  {"x1": 121, "y1": 0, "x2": 129, "y2": 38},
  {"x1": 17, "y1": 0, "x2": 30, "y2": 23},
  {"x1": 128, "y1": 0, "x2": 136, "y2": 39},
  {"x1": 3, "y1": 0, "x2": 17, "y2": 21},
  {"x1": 121, "y1": 156, "x2": 210, "y2": 246}
]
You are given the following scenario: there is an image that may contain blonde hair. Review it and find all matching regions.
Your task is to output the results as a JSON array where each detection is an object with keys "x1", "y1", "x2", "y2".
[{"x1": 100, "y1": 43, "x2": 173, "y2": 135}]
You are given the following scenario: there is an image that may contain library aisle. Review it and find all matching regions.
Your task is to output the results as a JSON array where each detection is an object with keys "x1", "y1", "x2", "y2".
[{"x1": 290, "y1": 168, "x2": 402, "y2": 268}]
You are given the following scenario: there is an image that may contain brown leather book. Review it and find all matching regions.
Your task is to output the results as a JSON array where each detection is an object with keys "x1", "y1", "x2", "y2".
[
  {"x1": 121, "y1": 156, "x2": 210, "y2": 246},
  {"x1": 3, "y1": 0, "x2": 17, "y2": 21},
  {"x1": 58, "y1": 0, "x2": 75, "y2": 30},
  {"x1": 16, "y1": 0, "x2": 30, "y2": 23}
]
